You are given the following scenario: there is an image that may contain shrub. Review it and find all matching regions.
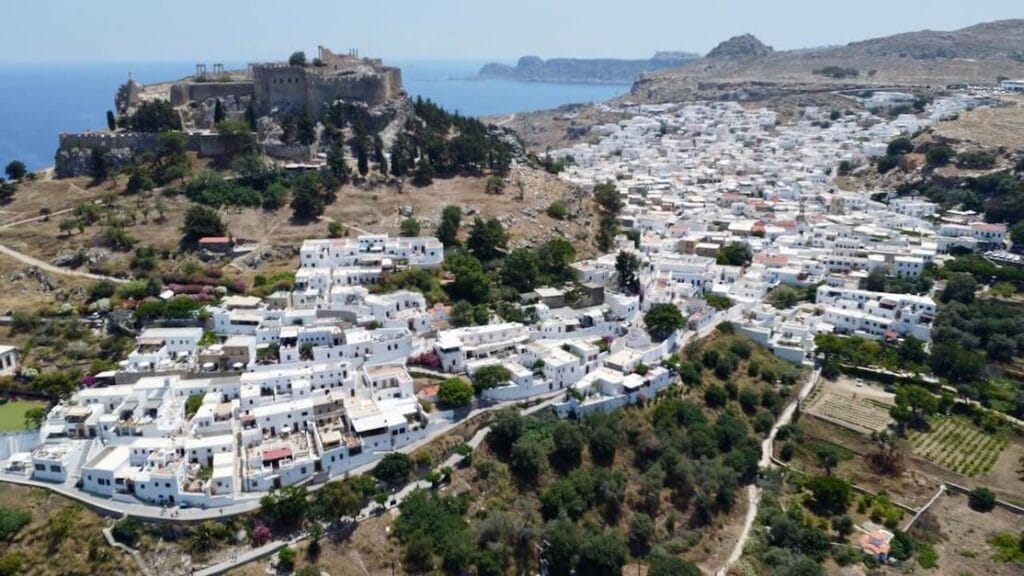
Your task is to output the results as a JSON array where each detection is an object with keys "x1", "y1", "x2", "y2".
[
  {"x1": 546, "y1": 201, "x2": 568, "y2": 220},
  {"x1": 926, "y1": 145, "x2": 954, "y2": 166},
  {"x1": 957, "y1": 150, "x2": 996, "y2": 170},
  {"x1": 278, "y1": 546, "x2": 297, "y2": 571},
  {"x1": 437, "y1": 378, "x2": 474, "y2": 406},
  {"x1": 251, "y1": 524, "x2": 271, "y2": 546},
  {"x1": 111, "y1": 517, "x2": 142, "y2": 546},
  {"x1": 967, "y1": 486, "x2": 996, "y2": 512},
  {"x1": 0, "y1": 508, "x2": 31, "y2": 541},
  {"x1": 373, "y1": 453, "x2": 413, "y2": 485}
]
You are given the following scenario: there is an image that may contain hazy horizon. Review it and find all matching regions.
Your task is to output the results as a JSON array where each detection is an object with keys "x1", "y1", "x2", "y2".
[{"x1": 3, "y1": 0, "x2": 1021, "y2": 64}]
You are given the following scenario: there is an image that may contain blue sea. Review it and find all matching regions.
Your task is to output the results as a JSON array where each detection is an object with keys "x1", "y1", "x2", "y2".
[{"x1": 0, "y1": 60, "x2": 629, "y2": 171}]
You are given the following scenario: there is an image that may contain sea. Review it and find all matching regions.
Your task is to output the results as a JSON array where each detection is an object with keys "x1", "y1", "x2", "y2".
[{"x1": 0, "y1": 60, "x2": 630, "y2": 171}]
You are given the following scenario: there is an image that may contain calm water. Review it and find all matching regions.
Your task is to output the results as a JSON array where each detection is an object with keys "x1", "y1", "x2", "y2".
[{"x1": 0, "y1": 60, "x2": 629, "y2": 170}]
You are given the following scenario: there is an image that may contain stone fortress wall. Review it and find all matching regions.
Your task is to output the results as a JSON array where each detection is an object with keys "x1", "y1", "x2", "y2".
[
  {"x1": 54, "y1": 132, "x2": 237, "y2": 178},
  {"x1": 170, "y1": 81, "x2": 255, "y2": 107},
  {"x1": 55, "y1": 45, "x2": 404, "y2": 177}
]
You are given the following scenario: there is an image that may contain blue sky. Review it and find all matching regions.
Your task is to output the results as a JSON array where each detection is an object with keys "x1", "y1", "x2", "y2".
[{"x1": 5, "y1": 0, "x2": 1022, "y2": 63}]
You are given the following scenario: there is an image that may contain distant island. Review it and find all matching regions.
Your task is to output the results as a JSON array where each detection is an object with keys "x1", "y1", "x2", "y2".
[{"x1": 478, "y1": 52, "x2": 699, "y2": 84}]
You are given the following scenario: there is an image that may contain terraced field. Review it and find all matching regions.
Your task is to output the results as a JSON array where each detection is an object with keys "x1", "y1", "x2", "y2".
[
  {"x1": 908, "y1": 418, "x2": 1008, "y2": 477},
  {"x1": 805, "y1": 391, "x2": 893, "y2": 434}
]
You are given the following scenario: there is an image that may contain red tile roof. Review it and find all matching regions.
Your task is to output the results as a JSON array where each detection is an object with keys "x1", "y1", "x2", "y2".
[{"x1": 262, "y1": 447, "x2": 292, "y2": 461}]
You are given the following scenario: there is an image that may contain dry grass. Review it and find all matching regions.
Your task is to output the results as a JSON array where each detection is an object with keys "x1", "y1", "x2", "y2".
[
  {"x1": 0, "y1": 483, "x2": 138, "y2": 576},
  {"x1": 933, "y1": 96, "x2": 1024, "y2": 150},
  {"x1": 0, "y1": 165, "x2": 599, "y2": 297},
  {"x1": 922, "y1": 491, "x2": 1024, "y2": 576}
]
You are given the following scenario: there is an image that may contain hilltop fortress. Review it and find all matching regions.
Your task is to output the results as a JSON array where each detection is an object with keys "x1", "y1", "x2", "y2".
[{"x1": 56, "y1": 46, "x2": 407, "y2": 177}]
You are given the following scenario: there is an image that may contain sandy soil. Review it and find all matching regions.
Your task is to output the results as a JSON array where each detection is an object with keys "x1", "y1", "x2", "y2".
[
  {"x1": 921, "y1": 491, "x2": 1024, "y2": 576},
  {"x1": 933, "y1": 95, "x2": 1024, "y2": 150}
]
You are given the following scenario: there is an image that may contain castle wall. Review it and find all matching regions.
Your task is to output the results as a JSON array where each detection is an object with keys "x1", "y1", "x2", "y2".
[
  {"x1": 253, "y1": 63, "x2": 403, "y2": 120},
  {"x1": 253, "y1": 65, "x2": 309, "y2": 116},
  {"x1": 171, "y1": 81, "x2": 255, "y2": 107},
  {"x1": 54, "y1": 132, "x2": 239, "y2": 178}
]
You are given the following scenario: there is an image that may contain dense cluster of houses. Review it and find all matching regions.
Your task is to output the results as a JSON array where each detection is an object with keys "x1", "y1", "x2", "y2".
[
  {"x1": 14, "y1": 91, "x2": 1007, "y2": 508},
  {"x1": 553, "y1": 95, "x2": 1003, "y2": 361}
]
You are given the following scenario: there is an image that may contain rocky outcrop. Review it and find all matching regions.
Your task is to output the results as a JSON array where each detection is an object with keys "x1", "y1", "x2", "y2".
[
  {"x1": 706, "y1": 34, "x2": 774, "y2": 59},
  {"x1": 478, "y1": 53, "x2": 698, "y2": 84}
]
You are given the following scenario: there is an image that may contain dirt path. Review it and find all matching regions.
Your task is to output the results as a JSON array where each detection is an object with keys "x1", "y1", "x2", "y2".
[
  {"x1": 0, "y1": 244, "x2": 126, "y2": 283},
  {"x1": 717, "y1": 368, "x2": 822, "y2": 575}
]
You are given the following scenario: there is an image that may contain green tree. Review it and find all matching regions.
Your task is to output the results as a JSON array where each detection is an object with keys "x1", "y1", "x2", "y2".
[
  {"x1": 326, "y1": 144, "x2": 350, "y2": 185},
  {"x1": 501, "y1": 248, "x2": 540, "y2": 292},
  {"x1": 887, "y1": 137, "x2": 914, "y2": 156},
  {"x1": 644, "y1": 303, "x2": 684, "y2": 341},
  {"x1": 717, "y1": 242, "x2": 752, "y2": 266},
  {"x1": 213, "y1": 98, "x2": 225, "y2": 123},
  {"x1": 413, "y1": 158, "x2": 434, "y2": 186},
  {"x1": 467, "y1": 217, "x2": 508, "y2": 261},
  {"x1": 180, "y1": 205, "x2": 226, "y2": 245},
  {"x1": 941, "y1": 272, "x2": 977, "y2": 304},
  {"x1": 373, "y1": 453, "x2": 413, "y2": 485},
  {"x1": 436, "y1": 205, "x2": 462, "y2": 247},
  {"x1": 288, "y1": 51, "x2": 307, "y2": 66},
  {"x1": 449, "y1": 300, "x2": 476, "y2": 327},
  {"x1": 437, "y1": 378, "x2": 475, "y2": 406},
  {"x1": 968, "y1": 486, "x2": 996, "y2": 512},
  {"x1": 537, "y1": 238, "x2": 576, "y2": 280},
  {"x1": 542, "y1": 518, "x2": 581, "y2": 576},
  {"x1": 472, "y1": 365, "x2": 512, "y2": 393},
  {"x1": 628, "y1": 513, "x2": 655, "y2": 557},
  {"x1": 106, "y1": 110, "x2": 117, "y2": 131},
  {"x1": 615, "y1": 251, "x2": 641, "y2": 294},
  {"x1": 926, "y1": 144, "x2": 954, "y2": 166},
  {"x1": 551, "y1": 421, "x2": 584, "y2": 468},
  {"x1": 4, "y1": 161, "x2": 26, "y2": 181},
  {"x1": 510, "y1": 436, "x2": 547, "y2": 484},
  {"x1": 445, "y1": 250, "x2": 490, "y2": 304},
  {"x1": 487, "y1": 408, "x2": 524, "y2": 457},
  {"x1": 317, "y1": 480, "x2": 361, "y2": 523},
  {"x1": 576, "y1": 531, "x2": 628, "y2": 576},
  {"x1": 400, "y1": 217, "x2": 421, "y2": 237},
  {"x1": 595, "y1": 215, "x2": 618, "y2": 252},
  {"x1": 356, "y1": 144, "x2": 369, "y2": 178},
  {"x1": 128, "y1": 100, "x2": 181, "y2": 132},
  {"x1": 259, "y1": 485, "x2": 310, "y2": 530},
  {"x1": 290, "y1": 172, "x2": 326, "y2": 221},
  {"x1": 807, "y1": 475, "x2": 851, "y2": 516},
  {"x1": 593, "y1": 181, "x2": 623, "y2": 214}
]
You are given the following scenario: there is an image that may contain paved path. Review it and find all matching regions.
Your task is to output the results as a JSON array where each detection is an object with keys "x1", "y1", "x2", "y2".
[
  {"x1": 494, "y1": 114, "x2": 516, "y2": 127},
  {"x1": 717, "y1": 368, "x2": 821, "y2": 575},
  {"x1": 192, "y1": 391, "x2": 567, "y2": 576}
]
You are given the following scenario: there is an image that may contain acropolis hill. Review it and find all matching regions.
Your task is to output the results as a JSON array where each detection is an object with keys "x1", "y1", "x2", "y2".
[{"x1": 55, "y1": 46, "x2": 408, "y2": 177}]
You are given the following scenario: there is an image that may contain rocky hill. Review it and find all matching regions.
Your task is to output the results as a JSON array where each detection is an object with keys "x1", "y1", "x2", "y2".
[
  {"x1": 628, "y1": 19, "x2": 1024, "y2": 103},
  {"x1": 706, "y1": 34, "x2": 773, "y2": 59},
  {"x1": 478, "y1": 52, "x2": 698, "y2": 84}
]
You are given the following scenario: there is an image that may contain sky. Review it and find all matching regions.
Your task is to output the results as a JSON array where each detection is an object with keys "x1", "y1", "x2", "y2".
[{"x1": 4, "y1": 0, "x2": 1022, "y2": 63}]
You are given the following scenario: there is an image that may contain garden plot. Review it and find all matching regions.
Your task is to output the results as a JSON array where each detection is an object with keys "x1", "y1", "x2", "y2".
[
  {"x1": 805, "y1": 391, "x2": 893, "y2": 434},
  {"x1": 908, "y1": 417, "x2": 1008, "y2": 477}
]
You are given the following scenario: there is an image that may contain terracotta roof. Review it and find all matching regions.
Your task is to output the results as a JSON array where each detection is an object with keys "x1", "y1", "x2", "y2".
[{"x1": 262, "y1": 447, "x2": 292, "y2": 461}]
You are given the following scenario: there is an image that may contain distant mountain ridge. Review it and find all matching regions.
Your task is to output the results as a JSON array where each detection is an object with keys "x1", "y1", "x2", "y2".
[
  {"x1": 479, "y1": 52, "x2": 699, "y2": 84},
  {"x1": 629, "y1": 19, "x2": 1024, "y2": 103}
]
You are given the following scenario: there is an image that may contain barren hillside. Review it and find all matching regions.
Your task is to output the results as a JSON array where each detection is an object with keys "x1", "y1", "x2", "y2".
[{"x1": 630, "y1": 19, "x2": 1024, "y2": 103}]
